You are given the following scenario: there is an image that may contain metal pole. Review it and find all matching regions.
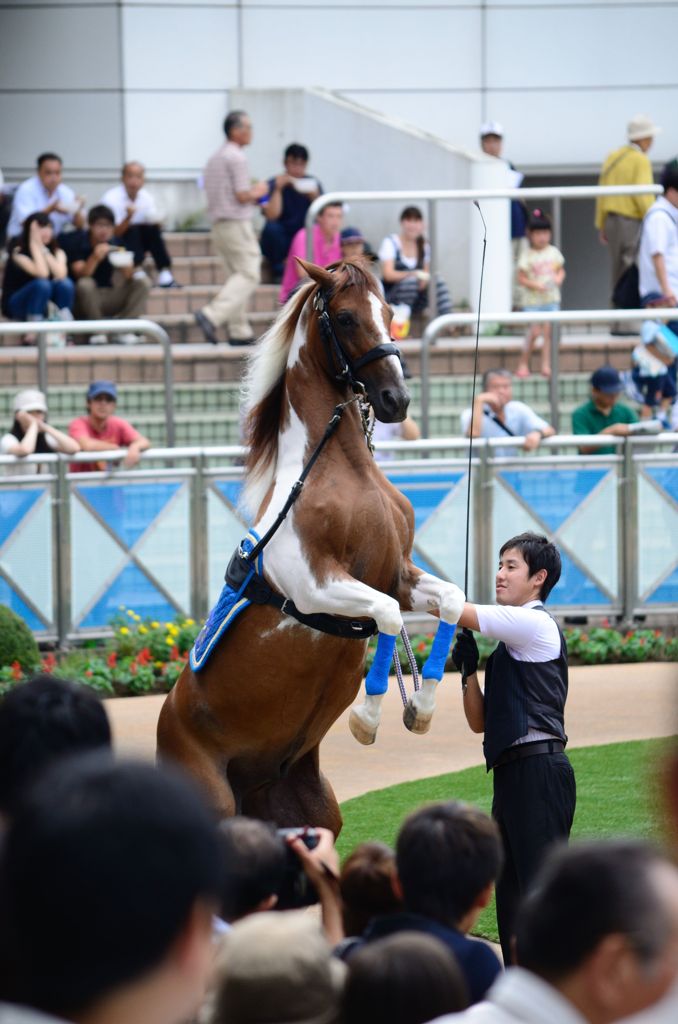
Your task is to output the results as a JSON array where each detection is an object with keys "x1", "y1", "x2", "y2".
[
  {"x1": 191, "y1": 453, "x2": 209, "y2": 621},
  {"x1": 419, "y1": 322, "x2": 434, "y2": 438},
  {"x1": 37, "y1": 334, "x2": 48, "y2": 398},
  {"x1": 549, "y1": 322, "x2": 561, "y2": 432},
  {"x1": 621, "y1": 438, "x2": 637, "y2": 623},
  {"x1": 55, "y1": 457, "x2": 72, "y2": 646},
  {"x1": 552, "y1": 195, "x2": 562, "y2": 254}
]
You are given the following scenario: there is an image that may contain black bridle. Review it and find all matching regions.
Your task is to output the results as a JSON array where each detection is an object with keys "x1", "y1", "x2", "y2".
[{"x1": 313, "y1": 287, "x2": 401, "y2": 394}]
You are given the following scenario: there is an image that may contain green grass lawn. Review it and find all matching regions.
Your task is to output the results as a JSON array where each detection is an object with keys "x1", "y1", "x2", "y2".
[{"x1": 337, "y1": 738, "x2": 674, "y2": 942}]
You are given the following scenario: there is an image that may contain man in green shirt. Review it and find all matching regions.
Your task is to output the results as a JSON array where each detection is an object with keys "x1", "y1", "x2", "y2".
[{"x1": 572, "y1": 366, "x2": 639, "y2": 454}]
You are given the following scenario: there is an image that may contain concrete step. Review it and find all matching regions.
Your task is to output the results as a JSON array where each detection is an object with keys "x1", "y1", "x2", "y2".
[
  {"x1": 146, "y1": 283, "x2": 279, "y2": 317},
  {"x1": 164, "y1": 232, "x2": 214, "y2": 259},
  {"x1": 153, "y1": 311, "x2": 276, "y2": 345}
]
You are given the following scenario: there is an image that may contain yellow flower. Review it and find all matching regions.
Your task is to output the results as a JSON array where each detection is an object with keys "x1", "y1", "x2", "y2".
[
  {"x1": 184, "y1": 618, "x2": 195, "y2": 626},
  {"x1": 119, "y1": 626, "x2": 129, "y2": 636},
  {"x1": 132, "y1": 612, "x2": 141, "y2": 622},
  {"x1": 154, "y1": 660, "x2": 163, "y2": 669},
  {"x1": 139, "y1": 626, "x2": 147, "y2": 635},
  {"x1": 165, "y1": 637, "x2": 174, "y2": 646},
  {"x1": 151, "y1": 621, "x2": 160, "y2": 629}
]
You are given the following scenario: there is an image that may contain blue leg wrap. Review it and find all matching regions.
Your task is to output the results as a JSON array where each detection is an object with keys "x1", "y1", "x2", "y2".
[
  {"x1": 365, "y1": 632, "x2": 397, "y2": 696},
  {"x1": 422, "y1": 621, "x2": 456, "y2": 681}
]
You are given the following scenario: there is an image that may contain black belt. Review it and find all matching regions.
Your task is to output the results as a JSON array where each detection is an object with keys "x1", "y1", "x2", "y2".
[{"x1": 493, "y1": 739, "x2": 564, "y2": 770}]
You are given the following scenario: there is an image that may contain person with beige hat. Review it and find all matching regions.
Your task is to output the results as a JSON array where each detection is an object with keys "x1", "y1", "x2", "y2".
[
  {"x1": 595, "y1": 114, "x2": 661, "y2": 333},
  {"x1": 1, "y1": 388, "x2": 79, "y2": 473}
]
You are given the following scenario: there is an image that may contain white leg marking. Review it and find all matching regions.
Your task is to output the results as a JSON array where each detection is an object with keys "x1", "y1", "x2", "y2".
[{"x1": 410, "y1": 572, "x2": 465, "y2": 625}]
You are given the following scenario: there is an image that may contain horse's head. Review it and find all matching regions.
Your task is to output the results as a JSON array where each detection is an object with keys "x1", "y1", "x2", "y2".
[{"x1": 297, "y1": 258, "x2": 410, "y2": 422}]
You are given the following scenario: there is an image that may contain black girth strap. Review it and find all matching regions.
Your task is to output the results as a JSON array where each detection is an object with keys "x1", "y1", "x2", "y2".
[{"x1": 226, "y1": 547, "x2": 378, "y2": 640}]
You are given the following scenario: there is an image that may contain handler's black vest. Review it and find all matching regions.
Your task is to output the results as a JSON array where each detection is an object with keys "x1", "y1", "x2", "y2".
[{"x1": 483, "y1": 606, "x2": 568, "y2": 771}]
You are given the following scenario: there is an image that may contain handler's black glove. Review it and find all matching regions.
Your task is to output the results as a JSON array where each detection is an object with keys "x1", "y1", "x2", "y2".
[{"x1": 451, "y1": 628, "x2": 479, "y2": 679}]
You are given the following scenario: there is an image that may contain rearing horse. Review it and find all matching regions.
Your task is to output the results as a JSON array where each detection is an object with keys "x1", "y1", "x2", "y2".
[{"x1": 157, "y1": 258, "x2": 465, "y2": 833}]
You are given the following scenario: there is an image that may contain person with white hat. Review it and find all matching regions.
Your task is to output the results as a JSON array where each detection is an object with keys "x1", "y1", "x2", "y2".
[
  {"x1": 1, "y1": 388, "x2": 79, "y2": 473},
  {"x1": 480, "y1": 122, "x2": 529, "y2": 306},
  {"x1": 595, "y1": 114, "x2": 662, "y2": 334}
]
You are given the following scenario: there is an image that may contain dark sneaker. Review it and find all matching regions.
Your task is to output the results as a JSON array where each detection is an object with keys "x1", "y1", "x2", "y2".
[
  {"x1": 159, "y1": 278, "x2": 182, "y2": 289},
  {"x1": 195, "y1": 310, "x2": 220, "y2": 344},
  {"x1": 228, "y1": 337, "x2": 255, "y2": 347}
]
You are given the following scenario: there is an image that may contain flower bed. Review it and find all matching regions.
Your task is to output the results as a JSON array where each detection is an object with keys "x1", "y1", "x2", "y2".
[{"x1": 0, "y1": 610, "x2": 675, "y2": 698}]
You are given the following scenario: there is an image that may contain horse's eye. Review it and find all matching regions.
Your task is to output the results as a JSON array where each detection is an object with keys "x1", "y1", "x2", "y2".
[{"x1": 336, "y1": 312, "x2": 356, "y2": 329}]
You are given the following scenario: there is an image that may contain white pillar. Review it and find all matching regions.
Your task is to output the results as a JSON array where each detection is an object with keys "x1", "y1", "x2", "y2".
[{"x1": 469, "y1": 158, "x2": 512, "y2": 315}]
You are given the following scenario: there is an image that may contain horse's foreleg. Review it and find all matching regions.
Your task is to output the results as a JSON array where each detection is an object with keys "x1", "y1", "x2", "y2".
[
  {"x1": 402, "y1": 570, "x2": 466, "y2": 735},
  {"x1": 287, "y1": 574, "x2": 403, "y2": 746}
]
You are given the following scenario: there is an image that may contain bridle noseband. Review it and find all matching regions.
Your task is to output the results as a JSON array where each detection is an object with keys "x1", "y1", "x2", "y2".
[{"x1": 313, "y1": 287, "x2": 400, "y2": 394}]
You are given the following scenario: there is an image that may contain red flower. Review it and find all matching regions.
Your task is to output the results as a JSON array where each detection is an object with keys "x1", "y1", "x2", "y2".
[
  {"x1": 129, "y1": 660, "x2": 138, "y2": 675},
  {"x1": 85, "y1": 669, "x2": 93, "y2": 678},
  {"x1": 417, "y1": 642, "x2": 427, "y2": 653},
  {"x1": 170, "y1": 645, "x2": 179, "y2": 661},
  {"x1": 11, "y1": 660, "x2": 22, "y2": 680},
  {"x1": 137, "y1": 647, "x2": 152, "y2": 665},
  {"x1": 42, "y1": 652, "x2": 57, "y2": 672},
  {"x1": 107, "y1": 652, "x2": 117, "y2": 668}
]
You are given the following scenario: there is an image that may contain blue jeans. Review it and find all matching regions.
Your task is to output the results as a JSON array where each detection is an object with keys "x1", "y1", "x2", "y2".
[{"x1": 7, "y1": 278, "x2": 75, "y2": 319}]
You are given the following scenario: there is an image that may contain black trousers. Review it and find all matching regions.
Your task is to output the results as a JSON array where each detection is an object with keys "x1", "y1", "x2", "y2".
[
  {"x1": 492, "y1": 752, "x2": 576, "y2": 964},
  {"x1": 124, "y1": 224, "x2": 172, "y2": 271}
]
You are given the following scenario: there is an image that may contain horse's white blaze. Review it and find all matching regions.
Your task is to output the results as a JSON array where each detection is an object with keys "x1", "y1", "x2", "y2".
[{"x1": 410, "y1": 572, "x2": 466, "y2": 625}]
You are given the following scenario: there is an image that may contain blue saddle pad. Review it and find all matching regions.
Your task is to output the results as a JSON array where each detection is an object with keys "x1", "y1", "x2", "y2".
[{"x1": 189, "y1": 530, "x2": 263, "y2": 672}]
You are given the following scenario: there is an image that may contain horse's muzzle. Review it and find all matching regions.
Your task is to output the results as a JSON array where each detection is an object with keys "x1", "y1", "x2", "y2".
[{"x1": 370, "y1": 383, "x2": 410, "y2": 423}]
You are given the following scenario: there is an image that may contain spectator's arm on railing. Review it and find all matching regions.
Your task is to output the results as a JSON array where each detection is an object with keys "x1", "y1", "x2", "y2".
[{"x1": 122, "y1": 434, "x2": 151, "y2": 469}]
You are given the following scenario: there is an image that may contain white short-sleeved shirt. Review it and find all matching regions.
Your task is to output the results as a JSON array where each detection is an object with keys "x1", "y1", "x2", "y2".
[
  {"x1": 460, "y1": 400, "x2": 550, "y2": 457},
  {"x1": 475, "y1": 600, "x2": 561, "y2": 662},
  {"x1": 378, "y1": 234, "x2": 431, "y2": 269},
  {"x1": 7, "y1": 175, "x2": 77, "y2": 239},
  {"x1": 100, "y1": 184, "x2": 160, "y2": 226},
  {"x1": 638, "y1": 196, "x2": 678, "y2": 297},
  {"x1": 1, "y1": 431, "x2": 57, "y2": 474}
]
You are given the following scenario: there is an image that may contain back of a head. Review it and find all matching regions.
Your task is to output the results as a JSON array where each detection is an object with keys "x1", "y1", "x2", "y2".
[
  {"x1": 342, "y1": 932, "x2": 468, "y2": 1024},
  {"x1": 340, "y1": 841, "x2": 403, "y2": 937},
  {"x1": 516, "y1": 840, "x2": 673, "y2": 983},
  {"x1": 217, "y1": 817, "x2": 286, "y2": 921},
  {"x1": 0, "y1": 753, "x2": 222, "y2": 1017},
  {"x1": 209, "y1": 910, "x2": 345, "y2": 1024},
  {"x1": 396, "y1": 802, "x2": 503, "y2": 928},
  {"x1": 0, "y1": 674, "x2": 111, "y2": 818}
]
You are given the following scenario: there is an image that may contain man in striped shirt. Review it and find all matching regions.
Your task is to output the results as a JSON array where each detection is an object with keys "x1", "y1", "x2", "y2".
[{"x1": 194, "y1": 111, "x2": 268, "y2": 346}]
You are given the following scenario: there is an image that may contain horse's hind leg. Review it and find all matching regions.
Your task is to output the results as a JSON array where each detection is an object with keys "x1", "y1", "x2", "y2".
[
  {"x1": 241, "y1": 747, "x2": 343, "y2": 837},
  {"x1": 157, "y1": 689, "x2": 237, "y2": 819}
]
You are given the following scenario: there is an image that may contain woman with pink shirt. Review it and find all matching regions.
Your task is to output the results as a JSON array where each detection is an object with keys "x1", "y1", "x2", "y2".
[{"x1": 279, "y1": 202, "x2": 343, "y2": 303}]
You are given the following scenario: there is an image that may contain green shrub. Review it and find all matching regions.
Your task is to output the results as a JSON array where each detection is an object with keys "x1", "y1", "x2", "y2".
[{"x1": 0, "y1": 605, "x2": 40, "y2": 673}]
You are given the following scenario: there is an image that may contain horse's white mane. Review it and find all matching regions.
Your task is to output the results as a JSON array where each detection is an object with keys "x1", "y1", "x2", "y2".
[{"x1": 240, "y1": 282, "x2": 314, "y2": 517}]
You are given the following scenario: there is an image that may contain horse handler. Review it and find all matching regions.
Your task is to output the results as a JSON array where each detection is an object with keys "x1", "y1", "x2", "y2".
[{"x1": 452, "y1": 531, "x2": 576, "y2": 965}]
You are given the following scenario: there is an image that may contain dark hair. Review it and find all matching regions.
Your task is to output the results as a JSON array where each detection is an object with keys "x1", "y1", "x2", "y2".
[
  {"x1": 399, "y1": 207, "x2": 426, "y2": 268},
  {"x1": 499, "y1": 532, "x2": 561, "y2": 601},
  {"x1": 285, "y1": 143, "x2": 309, "y2": 163},
  {"x1": 342, "y1": 932, "x2": 468, "y2": 1024},
  {"x1": 37, "y1": 153, "x2": 62, "y2": 169},
  {"x1": 18, "y1": 211, "x2": 58, "y2": 257},
  {"x1": 340, "y1": 841, "x2": 403, "y2": 937},
  {"x1": 660, "y1": 158, "x2": 678, "y2": 193},
  {"x1": 0, "y1": 675, "x2": 111, "y2": 817},
  {"x1": 217, "y1": 817, "x2": 287, "y2": 922},
  {"x1": 224, "y1": 110, "x2": 247, "y2": 138},
  {"x1": 318, "y1": 201, "x2": 343, "y2": 214},
  {"x1": 527, "y1": 207, "x2": 552, "y2": 232},
  {"x1": 516, "y1": 840, "x2": 674, "y2": 982},
  {"x1": 88, "y1": 204, "x2": 115, "y2": 227},
  {"x1": 0, "y1": 753, "x2": 222, "y2": 1016},
  {"x1": 396, "y1": 802, "x2": 503, "y2": 928},
  {"x1": 482, "y1": 367, "x2": 512, "y2": 389}
]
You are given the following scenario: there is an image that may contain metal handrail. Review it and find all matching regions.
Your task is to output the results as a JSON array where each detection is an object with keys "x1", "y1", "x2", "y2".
[
  {"x1": 0, "y1": 319, "x2": 176, "y2": 446},
  {"x1": 420, "y1": 307, "x2": 678, "y2": 437}
]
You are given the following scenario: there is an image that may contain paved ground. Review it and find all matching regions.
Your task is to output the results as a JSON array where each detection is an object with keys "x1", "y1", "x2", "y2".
[{"x1": 108, "y1": 662, "x2": 677, "y2": 802}]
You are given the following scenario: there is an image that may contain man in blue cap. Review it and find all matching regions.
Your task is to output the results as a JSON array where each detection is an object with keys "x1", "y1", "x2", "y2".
[
  {"x1": 68, "y1": 380, "x2": 150, "y2": 471},
  {"x1": 572, "y1": 365, "x2": 642, "y2": 454}
]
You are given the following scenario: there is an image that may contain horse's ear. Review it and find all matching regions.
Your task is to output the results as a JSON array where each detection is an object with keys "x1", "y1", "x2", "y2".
[{"x1": 295, "y1": 257, "x2": 335, "y2": 290}]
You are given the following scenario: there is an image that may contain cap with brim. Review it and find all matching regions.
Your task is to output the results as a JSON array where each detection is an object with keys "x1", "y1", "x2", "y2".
[
  {"x1": 627, "y1": 114, "x2": 662, "y2": 142},
  {"x1": 13, "y1": 389, "x2": 47, "y2": 414},
  {"x1": 480, "y1": 120, "x2": 504, "y2": 138},
  {"x1": 591, "y1": 366, "x2": 622, "y2": 393},
  {"x1": 341, "y1": 227, "x2": 366, "y2": 244},
  {"x1": 87, "y1": 381, "x2": 117, "y2": 401}
]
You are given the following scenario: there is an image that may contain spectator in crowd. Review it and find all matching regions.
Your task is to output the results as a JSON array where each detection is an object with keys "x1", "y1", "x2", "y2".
[
  {"x1": 440, "y1": 841, "x2": 678, "y2": 1024},
  {"x1": 0, "y1": 754, "x2": 223, "y2": 1024},
  {"x1": 1, "y1": 212, "x2": 74, "y2": 344},
  {"x1": 260, "y1": 143, "x2": 322, "y2": 282},
  {"x1": 357, "y1": 801, "x2": 503, "y2": 1004},
  {"x1": 378, "y1": 207, "x2": 453, "y2": 333},
  {"x1": 571, "y1": 365, "x2": 648, "y2": 454},
  {"x1": 0, "y1": 674, "x2": 110, "y2": 821},
  {"x1": 342, "y1": 932, "x2": 469, "y2": 1024},
  {"x1": 340, "y1": 225, "x2": 377, "y2": 264},
  {"x1": 194, "y1": 111, "x2": 268, "y2": 346},
  {"x1": 453, "y1": 533, "x2": 576, "y2": 965},
  {"x1": 0, "y1": 167, "x2": 13, "y2": 247},
  {"x1": 638, "y1": 158, "x2": 678, "y2": 347},
  {"x1": 1, "y1": 388, "x2": 79, "y2": 473},
  {"x1": 338, "y1": 841, "x2": 403, "y2": 953},
  {"x1": 516, "y1": 209, "x2": 565, "y2": 379},
  {"x1": 461, "y1": 369, "x2": 555, "y2": 457},
  {"x1": 68, "y1": 380, "x2": 150, "y2": 471},
  {"x1": 207, "y1": 910, "x2": 345, "y2": 1024},
  {"x1": 372, "y1": 413, "x2": 421, "y2": 462},
  {"x1": 216, "y1": 817, "x2": 287, "y2": 927},
  {"x1": 101, "y1": 162, "x2": 179, "y2": 289},
  {"x1": 627, "y1": 320, "x2": 677, "y2": 425},
  {"x1": 480, "y1": 122, "x2": 528, "y2": 307},
  {"x1": 59, "y1": 204, "x2": 150, "y2": 344},
  {"x1": 7, "y1": 152, "x2": 85, "y2": 240},
  {"x1": 595, "y1": 114, "x2": 660, "y2": 335},
  {"x1": 279, "y1": 201, "x2": 343, "y2": 303}
]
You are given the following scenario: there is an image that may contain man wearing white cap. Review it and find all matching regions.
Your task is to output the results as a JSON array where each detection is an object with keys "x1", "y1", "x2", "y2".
[
  {"x1": 595, "y1": 114, "x2": 661, "y2": 333},
  {"x1": 480, "y1": 122, "x2": 528, "y2": 305}
]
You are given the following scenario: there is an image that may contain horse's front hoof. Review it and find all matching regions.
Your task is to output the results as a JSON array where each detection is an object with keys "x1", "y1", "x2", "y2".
[
  {"x1": 349, "y1": 707, "x2": 378, "y2": 746},
  {"x1": 403, "y1": 698, "x2": 433, "y2": 735}
]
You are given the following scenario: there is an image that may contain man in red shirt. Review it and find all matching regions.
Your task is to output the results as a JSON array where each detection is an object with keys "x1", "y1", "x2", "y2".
[{"x1": 68, "y1": 380, "x2": 150, "y2": 471}]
